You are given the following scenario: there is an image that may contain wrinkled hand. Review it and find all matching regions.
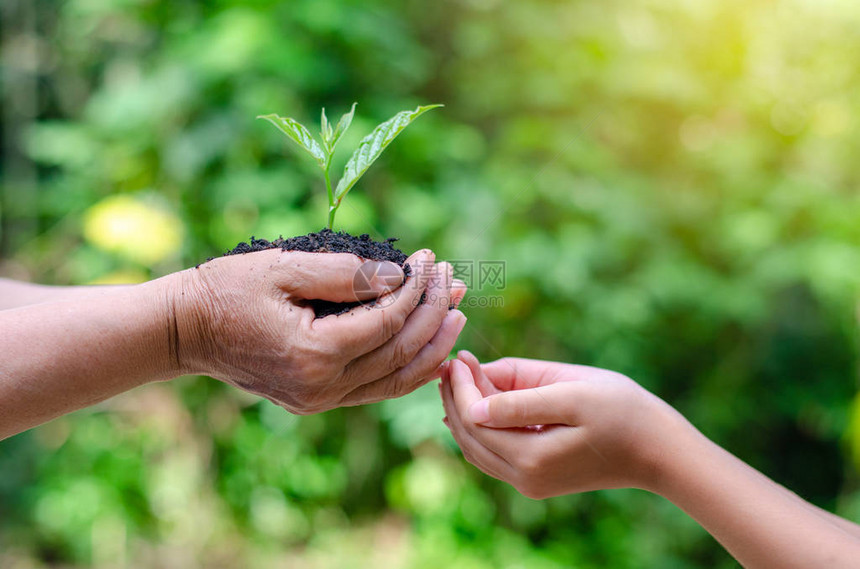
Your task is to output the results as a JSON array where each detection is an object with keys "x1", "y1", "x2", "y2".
[
  {"x1": 171, "y1": 248, "x2": 467, "y2": 413},
  {"x1": 440, "y1": 352, "x2": 682, "y2": 499}
]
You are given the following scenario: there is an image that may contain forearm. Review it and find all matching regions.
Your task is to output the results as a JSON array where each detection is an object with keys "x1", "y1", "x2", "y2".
[
  {"x1": 0, "y1": 275, "x2": 180, "y2": 439},
  {"x1": 0, "y1": 278, "x2": 131, "y2": 310},
  {"x1": 800, "y1": 499, "x2": 860, "y2": 540},
  {"x1": 652, "y1": 421, "x2": 860, "y2": 568}
]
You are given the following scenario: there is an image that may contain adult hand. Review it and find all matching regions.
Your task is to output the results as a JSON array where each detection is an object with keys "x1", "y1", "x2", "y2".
[
  {"x1": 440, "y1": 352, "x2": 683, "y2": 498},
  {"x1": 175, "y1": 249, "x2": 467, "y2": 414}
]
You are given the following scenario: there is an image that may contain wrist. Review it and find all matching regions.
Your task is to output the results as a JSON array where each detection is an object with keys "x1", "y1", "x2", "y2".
[
  {"x1": 633, "y1": 397, "x2": 708, "y2": 495},
  {"x1": 141, "y1": 268, "x2": 205, "y2": 380},
  {"x1": 156, "y1": 266, "x2": 214, "y2": 378}
]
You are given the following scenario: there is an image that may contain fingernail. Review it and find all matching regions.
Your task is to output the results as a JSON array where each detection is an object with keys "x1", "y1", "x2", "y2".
[
  {"x1": 470, "y1": 399, "x2": 490, "y2": 424},
  {"x1": 413, "y1": 249, "x2": 435, "y2": 264},
  {"x1": 367, "y1": 261, "x2": 404, "y2": 291},
  {"x1": 408, "y1": 252, "x2": 436, "y2": 281},
  {"x1": 451, "y1": 279, "x2": 467, "y2": 306},
  {"x1": 453, "y1": 310, "x2": 467, "y2": 334}
]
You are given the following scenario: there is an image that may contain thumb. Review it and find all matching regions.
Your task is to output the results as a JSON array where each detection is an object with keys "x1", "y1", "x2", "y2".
[
  {"x1": 280, "y1": 252, "x2": 404, "y2": 302},
  {"x1": 468, "y1": 384, "x2": 575, "y2": 428}
]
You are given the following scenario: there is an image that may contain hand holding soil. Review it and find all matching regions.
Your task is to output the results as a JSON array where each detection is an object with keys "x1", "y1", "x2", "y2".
[
  {"x1": 0, "y1": 245, "x2": 466, "y2": 438},
  {"x1": 174, "y1": 247, "x2": 467, "y2": 413}
]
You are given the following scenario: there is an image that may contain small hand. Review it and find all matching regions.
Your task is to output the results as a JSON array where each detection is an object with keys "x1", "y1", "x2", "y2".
[
  {"x1": 440, "y1": 352, "x2": 681, "y2": 498},
  {"x1": 173, "y1": 248, "x2": 467, "y2": 413}
]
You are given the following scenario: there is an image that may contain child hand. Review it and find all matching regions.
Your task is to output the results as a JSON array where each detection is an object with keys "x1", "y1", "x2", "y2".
[{"x1": 439, "y1": 352, "x2": 688, "y2": 499}]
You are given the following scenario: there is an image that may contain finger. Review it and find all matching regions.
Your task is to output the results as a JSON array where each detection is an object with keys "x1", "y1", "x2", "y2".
[
  {"x1": 480, "y1": 358, "x2": 574, "y2": 391},
  {"x1": 453, "y1": 385, "x2": 563, "y2": 459},
  {"x1": 450, "y1": 279, "x2": 467, "y2": 308},
  {"x1": 343, "y1": 263, "x2": 456, "y2": 383},
  {"x1": 440, "y1": 374, "x2": 512, "y2": 480},
  {"x1": 457, "y1": 350, "x2": 501, "y2": 397},
  {"x1": 449, "y1": 359, "x2": 537, "y2": 460},
  {"x1": 469, "y1": 382, "x2": 581, "y2": 428},
  {"x1": 311, "y1": 249, "x2": 436, "y2": 353},
  {"x1": 439, "y1": 381, "x2": 507, "y2": 480},
  {"x1": 449, "y1": 359, "x2": 490, "y2": 421},
  {"x1": 274, "y1": 251, "x2": 405, "y2": 302},
  {"x1": 339, "y1": 309, "x2": 467, "y2": 406}
]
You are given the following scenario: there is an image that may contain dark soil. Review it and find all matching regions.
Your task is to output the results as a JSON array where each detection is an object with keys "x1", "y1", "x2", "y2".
[{"x1": 220, "y1": 229, "x2": 410, "y2": 318}]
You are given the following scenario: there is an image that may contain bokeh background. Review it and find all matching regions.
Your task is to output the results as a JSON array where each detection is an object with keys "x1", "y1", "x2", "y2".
[{"x1": 2, "y1": 0, "x2": 860, "y2": 567}]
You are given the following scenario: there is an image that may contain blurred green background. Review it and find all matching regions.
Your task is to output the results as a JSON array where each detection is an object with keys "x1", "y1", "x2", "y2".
[{"x1": 2, "y1": 0, "x2": 860, "y2": 567}]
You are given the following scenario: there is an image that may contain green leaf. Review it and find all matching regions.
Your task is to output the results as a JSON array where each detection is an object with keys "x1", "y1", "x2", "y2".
[
  {"x1": 329, "y1": 102, "x2": 357, "y2": 154},
  {"x1": 320, "y1": 108, "x2": 333, "y2": 149},
  {"x1": 320, "y1": 103, "x2": 355, "y2": 156},
  {"x1": 257, "y1": 113, "x2": 327, "y2": 170},
  {"x1": 334, "y1": 104, "x2": 442, "y2": 202}
]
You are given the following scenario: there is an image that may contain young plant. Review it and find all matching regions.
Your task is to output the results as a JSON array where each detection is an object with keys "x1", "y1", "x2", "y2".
[{"x1": 258, "y1": 102, "x2": 442, "y2": 230}]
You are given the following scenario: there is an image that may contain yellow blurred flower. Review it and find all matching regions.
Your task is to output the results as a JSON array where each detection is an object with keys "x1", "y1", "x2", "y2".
[{"x1": 83, "y1": 195, "x2": 182, "y2": 265}]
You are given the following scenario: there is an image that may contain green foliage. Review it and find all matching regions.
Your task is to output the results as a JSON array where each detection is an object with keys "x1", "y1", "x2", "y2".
[
  {"x1": 2, "y1": 0, "x2": 860, "y2": 567},
  {"x1": 334, "y1": 105, "x2": 443, "y2": 203},
  {"x1": 256, "y1": 114, "x2": 328, "y2": 169},
  {"x1": 321, "y1": 103, "x2": 356, "y2": 156},
  {"x1": 259, "y1": 103, "x2": 440, "y2": 229}
]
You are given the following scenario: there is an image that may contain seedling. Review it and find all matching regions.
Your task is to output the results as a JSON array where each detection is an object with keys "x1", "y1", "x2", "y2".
[{"x1": 258, "y1": 103, "x2": 442, "y2": 230}]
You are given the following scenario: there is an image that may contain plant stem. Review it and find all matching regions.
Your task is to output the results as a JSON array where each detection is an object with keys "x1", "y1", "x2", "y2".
[
  {"x1": 327, "y1": 204, "x2": 337, "y2": 230},
  {"x1": 324, "y1": 165, "x2": 335, "y2": 230},
  {"x1": 328, "y1": 202, "x2": 337, "y2": 230}
]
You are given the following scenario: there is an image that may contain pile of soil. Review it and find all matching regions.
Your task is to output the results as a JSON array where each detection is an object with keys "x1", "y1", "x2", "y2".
[{"x1": 222, "y1": 229, "x2": 410, "y2": 317}]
